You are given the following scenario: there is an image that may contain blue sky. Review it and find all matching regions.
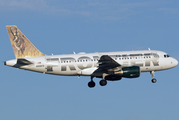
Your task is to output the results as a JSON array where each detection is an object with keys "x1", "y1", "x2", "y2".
[{"x1": 1, "y1": 0, "x2": 179, "y2": 120}]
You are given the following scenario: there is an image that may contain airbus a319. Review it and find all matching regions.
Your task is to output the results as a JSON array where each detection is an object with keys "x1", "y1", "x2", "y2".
[{"x1": 4, "y1": 26, "x2": 178, "y2": 88}]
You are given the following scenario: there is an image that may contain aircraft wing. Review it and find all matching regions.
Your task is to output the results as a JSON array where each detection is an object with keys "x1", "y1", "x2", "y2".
[
  {"x1": 98, "y1": 55, "x2": 121, "y2": 69},
  {"x1": 92, "y1": 55, "x2": 121, "y2": 76}
]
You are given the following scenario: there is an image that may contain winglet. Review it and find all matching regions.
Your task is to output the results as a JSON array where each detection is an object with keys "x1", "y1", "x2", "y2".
[{"x1": 6, "y1": 26, "x2": 46, "y2": 58}]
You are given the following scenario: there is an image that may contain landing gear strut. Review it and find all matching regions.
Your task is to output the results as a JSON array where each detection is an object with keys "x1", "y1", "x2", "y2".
[
  {"x1": 99, "y1": 73, "x2": 108, "y2": 86},
  {"x1": 150, "y1": 71, "x2": 157, "y2": 83},
  {"x1": 88, "y1": 76, "x2": 95, "y2": 88}
]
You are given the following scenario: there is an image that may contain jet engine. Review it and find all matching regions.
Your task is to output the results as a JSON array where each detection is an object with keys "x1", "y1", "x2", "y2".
[
  {"x1": 121, "y1": 66, "x2": 140, "y2": 78},
  {"x1": 104, "y1": 66, "x2": 140, "y2": 81}
]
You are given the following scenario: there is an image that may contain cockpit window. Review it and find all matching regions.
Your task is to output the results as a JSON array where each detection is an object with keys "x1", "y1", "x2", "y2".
[{"x1": 164, "y1": 54, "x2": 170, "y2": 58}]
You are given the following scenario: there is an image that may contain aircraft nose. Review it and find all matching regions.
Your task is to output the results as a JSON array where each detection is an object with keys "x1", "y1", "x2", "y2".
[
  {"x1": 171, "y1": 58, "x2": 178, "y2": 67},
  {"x1": 174, "y1": 59, "x2": 178, "y2": 67}
]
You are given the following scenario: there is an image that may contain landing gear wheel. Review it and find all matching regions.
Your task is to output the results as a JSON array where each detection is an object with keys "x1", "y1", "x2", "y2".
[
  {"x1": 151, "y1": 78, "x2": 157, "y2": 83},
  {"x1": 88, "y1": 81, "x2": 95, "y2": 88},
  {"x1": 99, "y1": 80, "x2": 107, "y2": 86}
]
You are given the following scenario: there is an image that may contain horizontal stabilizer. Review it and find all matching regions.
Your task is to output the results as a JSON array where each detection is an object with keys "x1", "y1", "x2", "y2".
[{"x1": 17, "y1": 59, "x2": 33, "y2": 65}]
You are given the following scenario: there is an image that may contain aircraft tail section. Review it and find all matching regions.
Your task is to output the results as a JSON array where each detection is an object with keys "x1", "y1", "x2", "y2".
[{"x1": 6, "y1": 26, "x2": 45, "y2": 58}]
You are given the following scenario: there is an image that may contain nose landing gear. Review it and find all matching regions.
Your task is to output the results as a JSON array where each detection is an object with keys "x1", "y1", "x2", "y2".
[
  {"x1": 152, "y1": 78, "x2": 157, "y2": 83},
  {"x1": 150, "y1": 71, "x2": 157, "y2": 83}
]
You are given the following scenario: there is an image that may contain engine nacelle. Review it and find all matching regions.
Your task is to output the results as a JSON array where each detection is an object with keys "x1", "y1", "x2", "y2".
[
  {"x1": 97, "y1": 66, "x2": 140, "y2": 81},
  {"x1": 108, "y1": 66, "x2": 140, "y2": 80},
  {"x1": 122, "y1": 66, "x2": 140, "y2": 78}
]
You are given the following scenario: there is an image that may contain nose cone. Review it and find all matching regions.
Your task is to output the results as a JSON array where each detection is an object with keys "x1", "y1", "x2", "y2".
[
  {"x1": 170, "y1": 58, "x2": 178, "y2": 68},
  {"x1": 173, "y1": 58, "x2": 178, "y2": 67}
]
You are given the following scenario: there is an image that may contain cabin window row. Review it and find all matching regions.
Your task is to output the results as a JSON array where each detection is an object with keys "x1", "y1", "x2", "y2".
[
  {"x1": 61, "y1": 59, "x2": 99, "y2": 63},
  {"x1": 60, "y1": 56, "x2": 152, "y2": 63},
  {"x1": 115, "y1": 53, "x2": 159, "y2": 58},
  {"x1": 114, "y1": 56, "x2": 151, "y2": 60}
]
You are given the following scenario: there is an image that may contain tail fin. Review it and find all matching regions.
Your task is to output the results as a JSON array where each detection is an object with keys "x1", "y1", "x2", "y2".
[{"x1": 6, "y1": 26, "x2": 46, "y2": 58}]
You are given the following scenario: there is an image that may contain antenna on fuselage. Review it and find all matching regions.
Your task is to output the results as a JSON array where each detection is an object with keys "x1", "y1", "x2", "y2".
[
  {"x1": 148, "y1": 48, "x2": 151, "y2": 50},
  {"x1": 73, "y1": 51, "x2": 76, "y2": 54}
]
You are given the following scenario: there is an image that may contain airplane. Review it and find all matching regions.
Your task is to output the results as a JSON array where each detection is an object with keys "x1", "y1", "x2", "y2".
[{"x1": 4, "y1": 26, "x2": 178, "y2": 88}]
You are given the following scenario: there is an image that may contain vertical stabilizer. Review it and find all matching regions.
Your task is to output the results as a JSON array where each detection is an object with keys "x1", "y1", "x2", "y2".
[{"x1": 6, "y1": 26, "x2": 45, "y2": 58}]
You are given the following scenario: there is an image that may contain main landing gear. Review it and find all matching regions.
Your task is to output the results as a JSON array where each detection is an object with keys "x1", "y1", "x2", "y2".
[
  {"x1": 99, "y1": 80, "x2": 107, "y2": 86},
  {"x1": 88, "y1": 76, "x2": 96, "y2": 88},
  {"x1": 88, "y1": 76, "x2": 107, "y2": 88},
  {"x1": 150, "y1": 71, "x2": 157, "y2": 83}
]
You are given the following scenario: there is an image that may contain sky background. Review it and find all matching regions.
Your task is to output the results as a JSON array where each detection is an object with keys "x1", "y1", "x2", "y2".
[{"x1": 1, "y1": 0, "x2": 179, "y2": 120}]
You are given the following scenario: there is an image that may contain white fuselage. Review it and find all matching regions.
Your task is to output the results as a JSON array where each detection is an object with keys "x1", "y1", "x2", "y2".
[{"x1": 5, "y1": 50, "x2": 178, "y2": 77}]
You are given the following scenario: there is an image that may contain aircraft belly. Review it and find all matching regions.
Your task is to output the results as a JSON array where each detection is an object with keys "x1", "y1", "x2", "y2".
[
  {"x1": 19, "y1": 65, "x2": 46, "y2": 73},
  {"x1": 77, "y1": 67, "x2": 97, "y2": 76},
  {"x1": 58, "y1": 71, "x2": 78, "y2": 76}
]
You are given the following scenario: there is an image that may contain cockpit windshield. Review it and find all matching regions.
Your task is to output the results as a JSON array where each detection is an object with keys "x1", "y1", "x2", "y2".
[{"x1": 164, "y1": 54, "x2": 170, "y2": 58}]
